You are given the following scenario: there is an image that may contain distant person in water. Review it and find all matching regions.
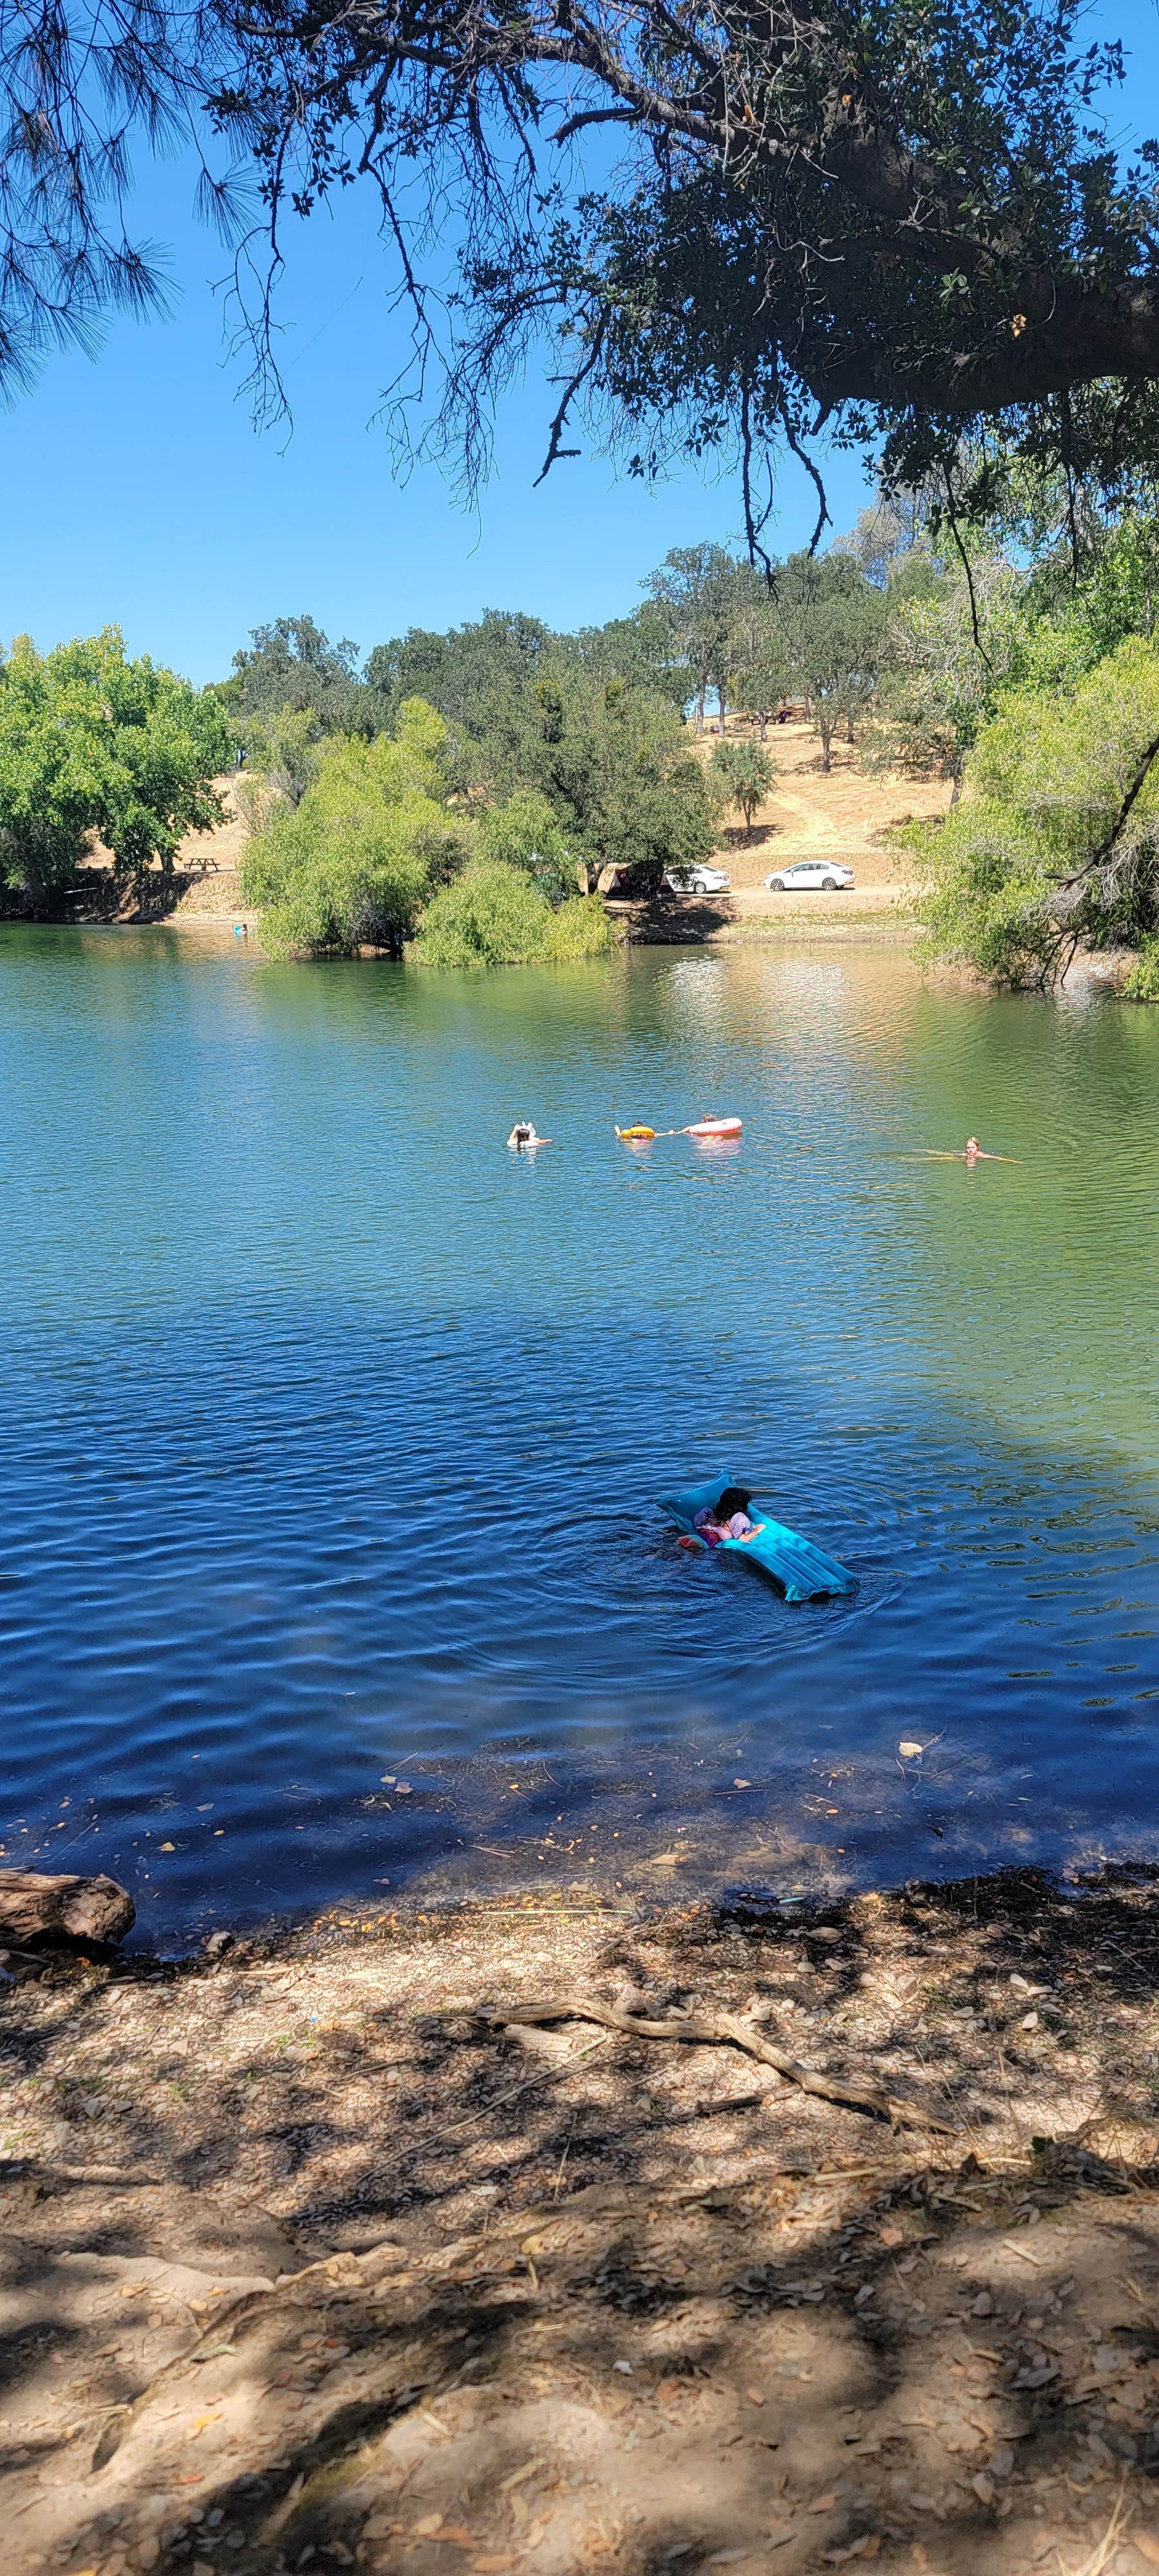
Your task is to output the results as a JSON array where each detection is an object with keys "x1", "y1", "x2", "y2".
[
  {"x1": 694, "y1": 1485, "x2": 764, "y2": 1546},
  {"x1": 916, "y1": 1135, "x2": 1014, "y2": 1164},
  {"x1": 507, "y1": 1121, "x2": 550, "y2": 1149}
]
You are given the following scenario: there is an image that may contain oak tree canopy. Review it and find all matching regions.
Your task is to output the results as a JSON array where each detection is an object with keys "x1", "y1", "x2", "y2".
[{"x1": 6, "y1": 0, "x2": 1159, "y2": 532}]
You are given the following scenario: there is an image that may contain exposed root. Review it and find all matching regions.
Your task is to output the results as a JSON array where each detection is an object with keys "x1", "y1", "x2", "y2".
[
  {"x1": 487, "y1": 1995, "x2": 957, "y2": 2132},
  {"x1": 0, "y1": 2157, "x2": 162, "y2": 2186}
]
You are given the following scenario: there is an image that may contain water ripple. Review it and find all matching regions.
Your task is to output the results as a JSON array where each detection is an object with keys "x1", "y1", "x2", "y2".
[{"x1": 3, "y1": 927, "x2": 1159, "y2": 1940}]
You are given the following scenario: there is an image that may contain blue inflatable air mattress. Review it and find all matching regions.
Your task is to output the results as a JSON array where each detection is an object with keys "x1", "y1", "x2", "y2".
[{"x1": 659, "y1": 1472, "x2": 858, "y2": 1604}]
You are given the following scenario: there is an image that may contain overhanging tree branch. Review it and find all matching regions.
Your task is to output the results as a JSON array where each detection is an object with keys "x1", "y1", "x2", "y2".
[
  {"x1": 5, "y1": 0, "x2": 1159, "y2": 517},
  {"x1": 1051, "y1": 730, "x2": 1159, "y2": 893}
]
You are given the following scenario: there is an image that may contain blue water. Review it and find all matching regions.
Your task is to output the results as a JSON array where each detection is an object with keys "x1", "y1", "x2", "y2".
[{"x1": 3, "y1": 925, "x2": 1159, "y2": 1947}]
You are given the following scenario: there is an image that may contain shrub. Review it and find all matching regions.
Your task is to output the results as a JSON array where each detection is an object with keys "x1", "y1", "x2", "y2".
[
  {"x1": 909, "y1": 636, "x2": 1159, "y2": 987},
  {"x1": 710, "y1": 737, "x2": 775, "y2": 829},
  {"x1": 1123, "y1": 936, "x2": 1159, "y2": 1001},
  {"x1": 476, "y1": 789, "x2": 576, "y2": 905},
  {"x1": 240, "y1": 698, "x2": 466, "y2": 956},
  {"x1": 413, "y1": 860, "x2": 615, "y2": 968},
  {"x1": 541, "y1": 895, "x2": 617, "y2": 963}
]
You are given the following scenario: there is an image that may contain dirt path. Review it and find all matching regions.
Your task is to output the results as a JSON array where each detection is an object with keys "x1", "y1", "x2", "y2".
[
  {"x1": 760, "y1": 786, "x2": 842, "y2": 855},
  {"x1": 705, "y1": 725, "x2": 950, "y2": 892},
  {"x1": 7, "y1": 1868, "x2": 1159, "y2": 2576}
]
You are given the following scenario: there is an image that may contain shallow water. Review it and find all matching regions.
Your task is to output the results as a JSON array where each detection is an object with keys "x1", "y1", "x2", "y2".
[{"x1": 3, "y1": 925, "x2": 1158, "y2": 1945}]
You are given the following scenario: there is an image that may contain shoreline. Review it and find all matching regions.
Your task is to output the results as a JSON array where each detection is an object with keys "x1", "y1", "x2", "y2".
[
  {"x1": 9, "y1": 1862, "x2": 1159, "y2": 2575},
  {"x1": 3, "y1": 900, "x2": 919, "y2": 947}
]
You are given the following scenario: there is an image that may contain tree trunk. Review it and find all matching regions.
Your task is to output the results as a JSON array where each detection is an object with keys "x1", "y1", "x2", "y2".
[
  {"x1": 819, "y1": 717, "x2": 833, "y2": 773},
  {"x1": 758, "y1": 711, "x2": 768, "y2": 743},
  {"x1": 0, "y1": 1870, "x2": 135, "y2": 1949}
]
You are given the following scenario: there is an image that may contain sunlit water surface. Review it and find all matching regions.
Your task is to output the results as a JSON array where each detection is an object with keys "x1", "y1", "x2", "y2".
[{"x1": 3, "y1": 926, "x2": 1158, "y2": 1946}]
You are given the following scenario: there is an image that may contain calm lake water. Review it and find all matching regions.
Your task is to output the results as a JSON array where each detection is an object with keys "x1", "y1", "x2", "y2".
[{"x1": 3, "y1": 924, "x2": 1158, "y2": 1947}]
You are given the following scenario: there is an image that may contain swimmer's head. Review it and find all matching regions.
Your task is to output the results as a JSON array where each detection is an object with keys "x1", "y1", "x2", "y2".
[{"x1": 717, "y1": 1484, "x2": 752, "y2": 1517}]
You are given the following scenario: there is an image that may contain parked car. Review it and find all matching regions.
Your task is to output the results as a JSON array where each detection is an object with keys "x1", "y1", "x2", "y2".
[
  {"x1": 663, "y1": 863, "x2": 731, "y2": 896},
  {"x1": 764, "y1": 860, "x2": 855, "y2": 893}
]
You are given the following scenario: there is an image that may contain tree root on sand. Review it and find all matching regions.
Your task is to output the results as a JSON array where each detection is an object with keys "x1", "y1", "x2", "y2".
[{"x1": 485, "y1": 1996, "x2": 957, "y2": 2134}]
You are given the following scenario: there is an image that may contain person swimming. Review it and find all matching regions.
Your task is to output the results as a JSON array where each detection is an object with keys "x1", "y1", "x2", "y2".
[
  {"x1": 507, "y1": 1121, "x2": 551, "y2": 1149},
  {"x1": 693, "y1": 1485, "x2": 765, "y2": 1546},
  {"x1": 914, "y1": 1137, "x2": 1015, "y2": 1163}
]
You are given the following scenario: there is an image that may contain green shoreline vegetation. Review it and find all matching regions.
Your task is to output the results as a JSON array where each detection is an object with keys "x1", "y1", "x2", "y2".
[{"x1": 9, "y1": 500, "x2": 1159, "y2": 979}]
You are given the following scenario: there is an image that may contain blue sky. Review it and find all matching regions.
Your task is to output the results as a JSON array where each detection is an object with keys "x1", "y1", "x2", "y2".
[
  {"x1": 5, "y1": 153, "x2": 872, "y2": 685},
  {"x1": 4, "y1": 2, "x2": 1156, "y2": 685}
]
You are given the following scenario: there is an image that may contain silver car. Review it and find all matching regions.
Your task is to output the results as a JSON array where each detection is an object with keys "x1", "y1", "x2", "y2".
[{"x1": 764, "y1": 860, "x2": 855, "y2": 892}]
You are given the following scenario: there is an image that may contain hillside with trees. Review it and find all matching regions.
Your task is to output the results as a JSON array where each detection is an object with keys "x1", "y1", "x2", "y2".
[
  {"x1": 220, "y1": 486, "x2": 1159, "y2": 985},
  {"x1": 12, "y1": 484, "x2": 1159, "y2": 984}
]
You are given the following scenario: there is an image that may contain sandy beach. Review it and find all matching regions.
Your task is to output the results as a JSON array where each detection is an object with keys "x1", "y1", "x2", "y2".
[{"x1": 6, "y1": 1866, "x2": 1159, "y2": 2576}]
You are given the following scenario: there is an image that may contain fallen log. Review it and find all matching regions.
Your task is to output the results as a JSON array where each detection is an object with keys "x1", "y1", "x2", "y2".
[{"x1": 0, "y1": 1870, "x2": 135, "y2": 1948}]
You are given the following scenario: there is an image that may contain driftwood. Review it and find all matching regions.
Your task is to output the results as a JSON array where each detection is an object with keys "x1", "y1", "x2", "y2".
[
  {"x1": 487, "y1": 1996, "x2": 957, "y2": 2134},
  {"x1": 0, "y1": 1870, "x2": 135, "y2": 1949}
]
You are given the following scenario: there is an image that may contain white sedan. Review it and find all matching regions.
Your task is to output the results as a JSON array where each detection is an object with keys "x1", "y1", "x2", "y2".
[
  {"x1": 764, "y1": 860, "x2": 855, "y2": 893},
  {"x1": 664, "y1": 863, "x2": 731, "y2": 895}
]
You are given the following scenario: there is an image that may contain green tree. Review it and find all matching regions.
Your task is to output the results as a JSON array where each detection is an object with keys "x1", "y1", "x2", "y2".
[
  {"x1": 563, "y1": 602, "x2": 692, "y2": 712},
  {"x1": 0, "y1": 628, "x2": 231, "y2": 910},
  {"x1": 476, "y1": 790, "x2": 576, "y2": 905},
  {"x1": 364, "y1": 613, "x2": 553, "y2": 790},
  {"x1": 645, "y1": 546, "x2": 740, "y2": 731},
  {"x1": 412, "y1": 859, "x2": 615, "y2": 967},
  {"x1": 232, "y1": 616, "x2": 387, "y2": 735},
  {"x1": 833, "y1": 493, "x2": 934, "y2": 590},
  {"x1": 710, "y1": 737, "x2": 774, "y2": 833},
  {"x1": 909, "y1": 638, "x2": 1159, "y2": 990},
  {"x1": 239, "y1": 698, "x2": 467, "y2": 956},
  {"x1": 865, "y1": 551, "x2": 1028, "y2": 795},
  {"x1": 1062, "y1": 515, "x2": 1159, "y2": 666},
  {"x1": 727, "y1": 564, "x2": 791, "y2": 740},
  {"x1": 731, "y1": 651, "x2": 786, "y2": 743},
  {"x1": 238, "y1": 706, "x2": 322, "y2": 818},
  {"x1": 525, "y1": 674, "x2": 719, "y2": 891},
  {"x1": 777, "y1": 556, "x2": 888, "y2": 771}
]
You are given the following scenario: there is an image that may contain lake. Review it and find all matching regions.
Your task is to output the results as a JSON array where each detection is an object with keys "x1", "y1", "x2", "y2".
[{"x1": 3, "y1": 923, "x2": 1158, "y2": 1948}]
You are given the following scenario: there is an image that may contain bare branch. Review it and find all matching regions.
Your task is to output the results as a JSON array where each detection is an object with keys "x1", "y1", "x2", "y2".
[
  {"x1": 534, "y1": 321, "x2": 605, "y2": 482},
  {"x1": 939, "y1": 466, "x2": 992, "y2": 671},
  {"x1": 778, "y1": 393, "x2": 829, "y2": 554}
]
